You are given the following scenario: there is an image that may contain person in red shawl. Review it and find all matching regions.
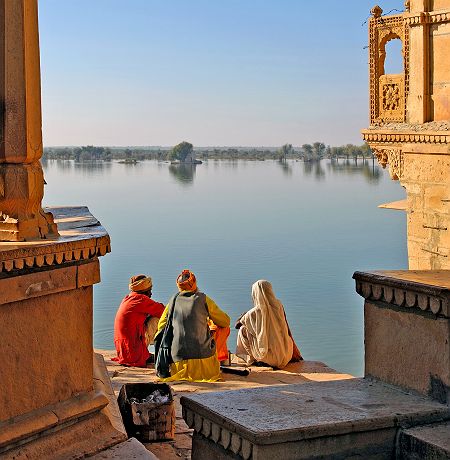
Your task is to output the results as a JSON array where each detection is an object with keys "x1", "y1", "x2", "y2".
[{"x1": 113, "y1": 274, "x2": 165, "y2": 367}]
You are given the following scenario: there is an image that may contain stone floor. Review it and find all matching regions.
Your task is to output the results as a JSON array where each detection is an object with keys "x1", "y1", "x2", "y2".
[{"x1": 97, "y1": 350, "x2": 353, "y2": 460}]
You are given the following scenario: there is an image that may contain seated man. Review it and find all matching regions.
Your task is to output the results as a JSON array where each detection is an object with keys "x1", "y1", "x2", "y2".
[
  {"x1": 113, "y1": 274, "x2": 165, "y2": 367},
  {"x1": 155, "y1": 269, "x2": 230, "y2": 382}
]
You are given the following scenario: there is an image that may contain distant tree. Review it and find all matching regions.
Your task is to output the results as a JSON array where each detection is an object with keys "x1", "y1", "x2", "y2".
[
  {"x1": 302, "y1": 144, "x2": 313, "y2": 160},
  {"x1": 73, "y1": 147, "x2": 82, "y2": 162},
  {"x1": 277, "y1": 143, "x2": 293, "y2": 162},
  {"x1": 312, "y1": 142, "x2": 326, "y2": 160},
  {"x1": 168, "y1": 141, "x2": 193, "y2": 162}
]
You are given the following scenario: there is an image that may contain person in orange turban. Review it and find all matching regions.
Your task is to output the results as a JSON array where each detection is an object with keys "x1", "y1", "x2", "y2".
[
  {"x1": 113, "y1": 274, "x2": 165, "y2": 367},
  {"x1": 155, "y1": 270, "x2": 231, "y2": 382}
]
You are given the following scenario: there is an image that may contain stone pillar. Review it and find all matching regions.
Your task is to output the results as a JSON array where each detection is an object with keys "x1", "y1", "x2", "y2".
[{"x1": 0, "y1": 0, "x2": 57, "y2": 241}]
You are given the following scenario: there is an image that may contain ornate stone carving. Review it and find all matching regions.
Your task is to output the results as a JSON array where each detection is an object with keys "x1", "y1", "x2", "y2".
[
  {"x1": 369, "y1": 13, "x2": 409, "y2": 124},
  {"x1": 404, "y1": 0, "x2": 410, "y2": 13},
  {"x1": 382, "y1": 83, "x2": 401, "y2": 111},
  {"x1": 362, "y1": 127, "x2": 450, "y2": 145},
  {"x1": 372, "y1": 148, "x2": 403, "y2": 180}
]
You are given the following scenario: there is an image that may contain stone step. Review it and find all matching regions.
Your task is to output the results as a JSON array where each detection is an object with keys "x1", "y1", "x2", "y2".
[
  {"x1": 89, "y1": 437, "x2": 158, "y2": 459},
  {"x1": 181, "y1": 378, "x2": 450, "y2": 460},
  {"x1": 399, "y1": 422, "x2": 450, "y2": 459}
]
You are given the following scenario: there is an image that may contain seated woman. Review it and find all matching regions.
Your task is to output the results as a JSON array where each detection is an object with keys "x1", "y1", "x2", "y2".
[
  {"x1": 155, "y1": 269, "x2": 230, "y2": 382},
  {"x1": 113, "y1": 274, "x2": 165, "y2": 367},
  {"x1": 236, "y1": 279, "x2": 302, "y2": 369}
]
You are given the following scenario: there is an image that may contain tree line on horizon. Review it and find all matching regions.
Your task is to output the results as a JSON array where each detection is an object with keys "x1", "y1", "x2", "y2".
[{"x1": 43, "y1": 141, "x2": 373, "y2": 162}]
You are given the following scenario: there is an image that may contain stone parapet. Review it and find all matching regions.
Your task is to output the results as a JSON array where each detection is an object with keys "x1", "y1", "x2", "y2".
[{"x1": 354, "y1": 270, "x2": 450, "y2": 404}]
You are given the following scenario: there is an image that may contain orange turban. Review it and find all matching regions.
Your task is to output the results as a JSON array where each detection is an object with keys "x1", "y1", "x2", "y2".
[
  {"x1": 129, "y1": 275, "x2": 152, "y2": 292},
  {"x1": 176, "y1": 269, "x2": 197, "y2": 292}
]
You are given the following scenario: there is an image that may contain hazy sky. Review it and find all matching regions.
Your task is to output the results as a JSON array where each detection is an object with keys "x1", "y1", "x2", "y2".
[{"x1": 38, "y1": 1, "x2": 404, "y2": 147}]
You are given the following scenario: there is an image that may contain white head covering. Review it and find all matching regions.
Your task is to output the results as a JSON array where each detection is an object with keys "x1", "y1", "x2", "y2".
[{"x1": 239, "y1": 280, "x2": 293, "y2": 368}]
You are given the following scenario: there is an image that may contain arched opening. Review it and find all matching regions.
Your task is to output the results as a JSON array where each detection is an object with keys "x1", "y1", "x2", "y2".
[{"x1": 382, "y1": 37, "x2": 404, "y2": 75}]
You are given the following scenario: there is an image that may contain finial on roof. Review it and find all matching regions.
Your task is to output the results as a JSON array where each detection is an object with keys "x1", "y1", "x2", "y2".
[
  {"x1": 371, "y1": 5, "x2": 383, "y2": 18},
  {"x1": 404, "y1": 0, "x2": 410, "y2": 12}
]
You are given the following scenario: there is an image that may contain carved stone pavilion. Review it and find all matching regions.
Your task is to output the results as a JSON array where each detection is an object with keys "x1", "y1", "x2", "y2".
[{"x1": 181, "y1": 1, "x2": 450, "y2": 458}]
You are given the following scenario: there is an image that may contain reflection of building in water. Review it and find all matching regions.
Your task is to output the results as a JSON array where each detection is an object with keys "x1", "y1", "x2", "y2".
[
  {"x1": 363, "y1": 1, "x2": 450, "y2": 270},
  {"x1": 169, "y1": 163, "x2": 197, "y2": 185}
]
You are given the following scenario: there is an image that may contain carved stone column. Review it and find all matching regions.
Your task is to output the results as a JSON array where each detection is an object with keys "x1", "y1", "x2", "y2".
[{"x1": 0, "y1": 0, "x2": 57, "y2": 241}]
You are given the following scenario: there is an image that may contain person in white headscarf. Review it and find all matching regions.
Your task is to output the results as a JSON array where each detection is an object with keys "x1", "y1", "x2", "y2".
[{"x1": 236, "y1": 280, "x2": 302, "y2": 369}]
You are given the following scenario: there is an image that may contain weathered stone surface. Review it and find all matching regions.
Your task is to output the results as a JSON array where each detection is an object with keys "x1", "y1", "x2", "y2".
[
  {"x1": 399, "y1": 422, "x2": 450, "y2": 459},
  {"x1": 0, "y1": 286, "x2": 95, "y2": 421},
  {"x1": 365, "y1": 301, "x2": 450, "y2": 402},
  {"x1": 181, "y1": 379, "x2": 450, "y2": 460}
]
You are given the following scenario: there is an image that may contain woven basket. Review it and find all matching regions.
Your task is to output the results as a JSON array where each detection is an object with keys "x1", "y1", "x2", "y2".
[{"x1": 118, "y1": 382, "x2": 175, "y2": 442}]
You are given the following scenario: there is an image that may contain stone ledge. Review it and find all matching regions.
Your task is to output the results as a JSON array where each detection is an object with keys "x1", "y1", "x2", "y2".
[
  {"x1": 181, "y1": 379, "x2": 450, "y2": 459},
  {"x1": 0, "y1": 390, "x2": 108, "y2": 453},
  {"x1": 353, "y1": 270, "x2": 450, "y2": 317},
  {"x1": 0, "y1": 206, "x2": 110, "y2": 274},
  {"x1": 0, "y1": 258, "x2": 100, "y2": 304},
  {"x1": 361, "y1": 129, "x2": 450, "y2": 145}
]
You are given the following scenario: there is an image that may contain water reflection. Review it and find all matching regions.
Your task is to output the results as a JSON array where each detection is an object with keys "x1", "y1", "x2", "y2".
[
  {"x1": 278, "y1": 160, "x2": 293, "y2": 176},
  {"x1": 327, "y1": 158, "x2": 381, "y2": 184},
  {"x1": 168, "y1": 163, "x2": 197, "y2": 185},
  {"x1": 42, "y1": 159, "x2": 113, "y2": 177},
  {"x1": 73, "y1": 160, "x2": 112, "y2": 176},
  {"x1": 303, "y1": 160, "x2": 325, "y2": 180}
]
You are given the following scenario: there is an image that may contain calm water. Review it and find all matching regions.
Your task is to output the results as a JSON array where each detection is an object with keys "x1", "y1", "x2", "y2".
[{"x1": 42, "y1": 158, "x2": 407, "y2": 376}]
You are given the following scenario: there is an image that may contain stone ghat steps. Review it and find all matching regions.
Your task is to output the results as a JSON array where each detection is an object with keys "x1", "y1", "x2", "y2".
[
  {"x1": 181, "y1": 378, "x2": 450, "y2": 460},
  {"x1": 399, "y1": 422, "x2": 450, "y2": 459}
]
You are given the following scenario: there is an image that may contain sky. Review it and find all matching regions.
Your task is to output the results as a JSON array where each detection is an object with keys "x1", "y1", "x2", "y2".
[{"x1": 38, "y1": 1, "x2": 404, "y2": 147}]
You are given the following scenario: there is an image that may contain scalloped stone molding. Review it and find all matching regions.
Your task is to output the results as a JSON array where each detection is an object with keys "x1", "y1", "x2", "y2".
[
  {"x1": 353, "y1": 271, "x2": 450, "y2": 317},
  {"x1": 183, "y1": 407, "x2": 253, "y2": 459}
]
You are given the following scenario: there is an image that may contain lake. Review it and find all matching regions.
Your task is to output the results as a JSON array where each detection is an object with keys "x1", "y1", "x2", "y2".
[{"x1": 42, "y1": 158, "x2": 407, "y2": 376}]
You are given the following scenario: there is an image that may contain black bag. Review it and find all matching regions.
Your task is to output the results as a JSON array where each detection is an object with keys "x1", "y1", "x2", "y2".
[{"x1": 155, "y1": 293, "x2": 179, "y2": 378}]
